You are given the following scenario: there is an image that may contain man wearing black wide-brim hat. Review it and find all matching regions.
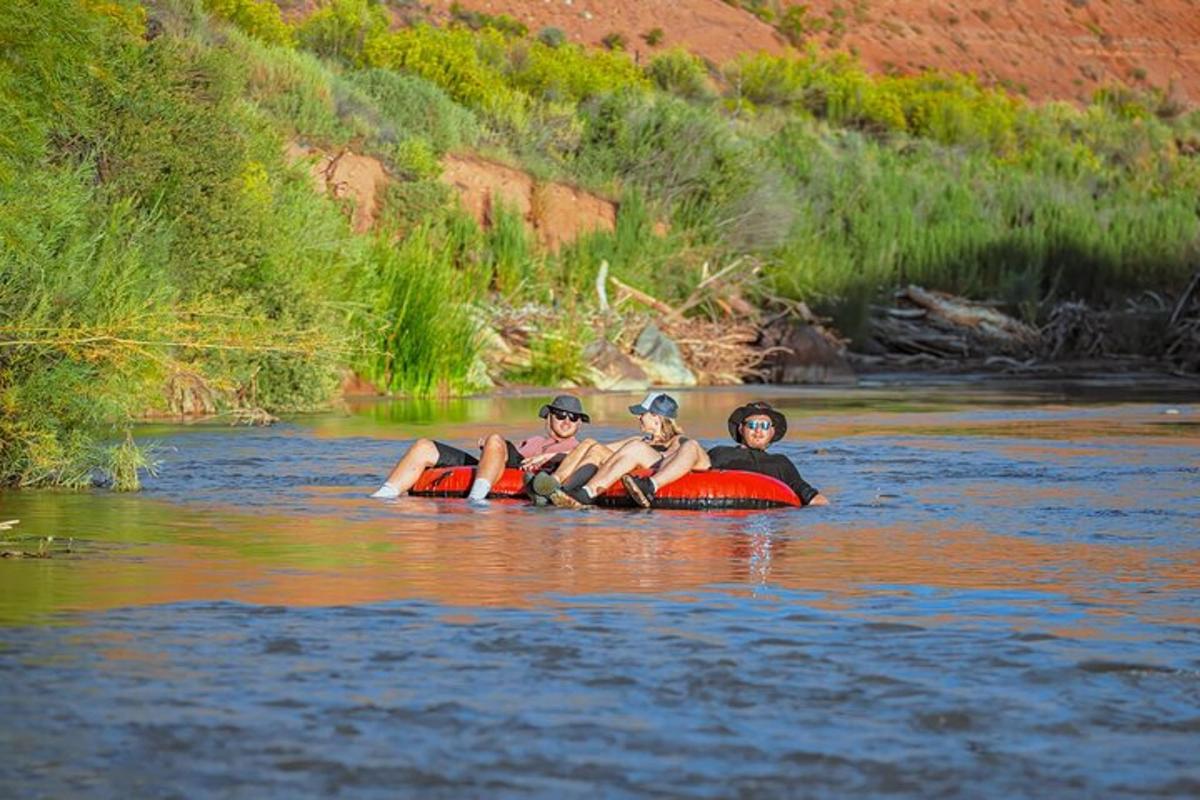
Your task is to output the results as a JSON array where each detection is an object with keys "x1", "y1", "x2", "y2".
[
  {"x1": 371, "y1": 394, "x2": 589, "y2": 503},
  {"x1": 621, "y1": 401, "x2": 828, "y2": 509}
]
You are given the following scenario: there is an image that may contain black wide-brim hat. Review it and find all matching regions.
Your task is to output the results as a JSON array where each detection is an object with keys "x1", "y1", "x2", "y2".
[
  {"x1": 727, "y1": 401, "x2": 787, "y2": 444},
  {"x1": 538, "y1": 394, "x2": 590, "y2": 423}
]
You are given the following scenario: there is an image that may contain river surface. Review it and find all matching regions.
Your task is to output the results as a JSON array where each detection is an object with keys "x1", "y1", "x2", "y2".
[{"x1": 1, "y1": 382, "x2": 1198, "y2": 798}]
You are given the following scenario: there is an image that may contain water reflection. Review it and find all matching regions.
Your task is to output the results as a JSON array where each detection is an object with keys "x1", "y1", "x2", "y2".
[{"x1": 1, "y1": 387, "x2": 1197, "y2": 797}]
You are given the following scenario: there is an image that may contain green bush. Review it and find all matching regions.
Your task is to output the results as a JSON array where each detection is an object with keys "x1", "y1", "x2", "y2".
[
  {"x1": 767, "y1": 120, "x2": 1200, "y2": 327},
  {"x1": 485, "y1": 204, "x2": 541, "y2": 298},
  {"x1": 536, "y1": 26, "x2": 566, "y2": 48},
  {"x1": 0, "y1": 0, "x2": 118, "y2": 180},
  {"x1": 201, "y1": 0, "x2": 293, "y2": 46},
  {"x1": 346, "y1": 68, "x2": 482, "y2": 153},
  {"x1": 508, "y1": 40, "x2": 649, "y2": 104},
  {"x1": 645, "y1": 49, "x2": 713, "y2": 101},
  {"x1": 449, "y1": 2, "x2": 528, "y2": 38},
  {"x1": 226, "y1": 29, "x2": 361, "y2": 144},
  {"x1": 576, "y1": 92, "x2": 776, "y2": 248},
  {"x1": 296, "y1": 0, "x2": 388, "y2": 65},
  {"x1": 601, "y1": 32, "x2": 627, "y2": 51},
  {"x1": 0, "y1": 168, "x2": 174, "y2": 487},
  {"x1": 363, "y1": 24, "x2": 529, "y2": 129}
]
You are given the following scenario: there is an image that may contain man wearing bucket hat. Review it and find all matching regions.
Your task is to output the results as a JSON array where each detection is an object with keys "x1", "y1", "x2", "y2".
[
  {"x1": 620, "y1": 400, "x2": 827, "y2": 508},
  {"x1": 370, "y1": 394, "x2": 589, "y2": 502},
  {"x1": 531, "y1": 392, "x2": 687, "y2": 509}
]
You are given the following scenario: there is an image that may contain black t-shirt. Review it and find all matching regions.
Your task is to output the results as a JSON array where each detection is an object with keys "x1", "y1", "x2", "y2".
[{"x1": 706, "y1": 445, "x2": 819, "y2": 505}]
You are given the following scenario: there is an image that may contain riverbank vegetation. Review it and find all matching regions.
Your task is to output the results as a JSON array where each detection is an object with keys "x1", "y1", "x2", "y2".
[{"x1": 2, "y1": 0, "x2": 1198, "y2": 488}]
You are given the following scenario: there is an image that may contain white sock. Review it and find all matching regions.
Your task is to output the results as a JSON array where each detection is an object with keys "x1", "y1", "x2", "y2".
[
  {"x1": 582, "y1": 485, "x2": 596, "y2": 499},
  {"x1": 371, "y1": 484, "x2": 400, "y2": 499},
  {"x1": 467, "y1": 478, "x2": 492, "y2": 501}
]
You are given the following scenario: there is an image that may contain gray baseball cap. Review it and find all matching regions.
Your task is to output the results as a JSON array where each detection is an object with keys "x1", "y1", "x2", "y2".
[{"x1": 628, "y1": 392, "x2": 678, "y2": 419}]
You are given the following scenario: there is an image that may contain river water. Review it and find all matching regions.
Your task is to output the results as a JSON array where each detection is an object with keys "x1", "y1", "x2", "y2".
[{"x1": 1, "y1": 382, "x2": 1198, "y2": 798}]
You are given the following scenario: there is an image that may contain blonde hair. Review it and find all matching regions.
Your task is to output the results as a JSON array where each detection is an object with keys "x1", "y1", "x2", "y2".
[{"x1": 652, "y1": 415, "x2": 684, "y2": 445}]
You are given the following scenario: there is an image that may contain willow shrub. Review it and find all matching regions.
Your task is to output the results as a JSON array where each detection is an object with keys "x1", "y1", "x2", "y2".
[
  {"x1": 645, "y1": 48, "x2": 714, "y2": 101},
  {"x1": 201, "y1": 0, "x2": 292, "y2": 46},
  {"x1": 227, "y1": 29, "x2": 362, "y2": 145},
  {"x1": 346, "y1": 68, "x2": 483, "y2": 154},
  {"x1": 0, "y1": 167, "x2": 175, "y2": 488},
  {"x1": 363, "y1": 24, "x2": 529, "y2": 131},
  {"x1": 295, "y1": 0, "x2": 388, "y2": 65},
  {"x1": 507, "y1": 38, "x2": 648, "y2": 103},
  {"x1": 575, "y1": 92, "x2": 789, "y2": 253},
  {"x1": 0, "y1": 0, "x2": 128, "y2": 181}
]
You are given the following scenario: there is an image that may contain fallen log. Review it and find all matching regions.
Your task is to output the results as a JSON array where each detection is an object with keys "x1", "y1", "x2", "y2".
[
  {"x1": 899, "y1": 286, "x2": 1039, "y2": 348},
  {"x1": 608, "y1": 276, "x2": 678, "y2": 317}
]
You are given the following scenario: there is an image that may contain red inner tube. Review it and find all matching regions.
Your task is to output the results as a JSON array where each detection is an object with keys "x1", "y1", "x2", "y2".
[{"x1": 409, "y1": 466, "x2": 801, "y2": 510}]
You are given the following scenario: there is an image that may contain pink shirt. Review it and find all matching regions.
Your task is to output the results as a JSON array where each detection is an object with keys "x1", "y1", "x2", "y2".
[{"x1": 516, "y1": 434, "x2": 578, "y2": 459}]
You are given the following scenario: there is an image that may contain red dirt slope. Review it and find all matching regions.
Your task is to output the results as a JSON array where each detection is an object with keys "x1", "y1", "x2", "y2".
[
  {"x1": 286, "y1": 143, "x2": 616, "y2": 247},
  {"x1": 427, "y1": 0, "x2": 1200, "y2": 105}
]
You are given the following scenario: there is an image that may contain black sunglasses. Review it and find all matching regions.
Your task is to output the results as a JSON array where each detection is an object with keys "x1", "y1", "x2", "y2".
[{"x1": 550, "y1": 410, "x2": 583, "y2": 422}]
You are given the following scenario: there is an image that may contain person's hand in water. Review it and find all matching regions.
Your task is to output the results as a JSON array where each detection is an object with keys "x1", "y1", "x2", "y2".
[{"x1": 808, "y1": 493, "x2": 830, "y2": 507}]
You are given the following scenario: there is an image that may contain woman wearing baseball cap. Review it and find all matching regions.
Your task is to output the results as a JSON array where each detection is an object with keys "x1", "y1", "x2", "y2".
[{"x1": 531, "y1": 392, "x2": 687, "y2": 509}]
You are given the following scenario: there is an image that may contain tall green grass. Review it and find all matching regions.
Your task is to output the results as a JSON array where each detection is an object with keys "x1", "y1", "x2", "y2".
[
  {"x1": 359, "y1": 227, "x2": 484, "y2": 396},
  {"x1": 768, "y1": 123, "x2": 1199, "y2": 336}
]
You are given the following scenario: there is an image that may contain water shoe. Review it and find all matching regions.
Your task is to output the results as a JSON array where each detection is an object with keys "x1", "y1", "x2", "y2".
[
  {"x1": 549, "y1": 486, "x2": 593, "y2": 509},
  {"x1": 621, "y1": 475, "x2": 656, "y2": 508},
  {"x1": 530, "y1": 472, "x2": 561, "y2": 499}
]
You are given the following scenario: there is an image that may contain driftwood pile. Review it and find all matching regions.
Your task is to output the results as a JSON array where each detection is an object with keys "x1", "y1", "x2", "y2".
[
  {"x1": 1165, "y1": 269, "x2": 1200, "y2": 374},
  {"x1": 480, "y1": 258, "x2": 802, "y2": 386},
  {"x1": 864, "y1": 286, "x2": 1039, "y2": 366},
  {"x1": 1041, "y1": 301, "x2": 1110, "y2": 360},
  {"x1": 864, "y1": 279, "x2": 1200, "y2": 375},
  {"x1": 600, "y1": 259, "x2": 777, "y2": 385}
]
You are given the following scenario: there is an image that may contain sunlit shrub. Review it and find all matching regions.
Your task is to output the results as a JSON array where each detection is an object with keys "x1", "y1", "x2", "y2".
[
  {"x1": 227, "y1": 29, "x2": 360, "y2": 144},
  {"x1": 202, "y1": 0, "x2": 293, "y2": 46},
  {"x1": 886, "y1": 71, "x2": 1020, "y2": 152},
  {"x1": 296, "y1": 0, "x2": 388, "y2": 65},
  {"x1": 346, "y1": 68, "x2": 482, "y2": 153},
  {"x1": 509, "y1": 40, "x2": 649, "y2": 103},
  {"x1": 645, "y1": 49, "x2": 713, "y2": 100},
  {"x1": 363, "y1": 25, "x2": 528, "y2": 127},
  {"x1": 576, "y1": 92, "x2": 779, "y2": 249},
  {"x1": 450, "y1": 2, "x2": 528, "y2": 37}
]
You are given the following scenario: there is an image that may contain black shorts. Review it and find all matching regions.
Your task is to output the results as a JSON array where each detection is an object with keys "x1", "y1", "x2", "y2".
[{"x1": 433, "y1": 440, "x2": 525, "y2": 470}]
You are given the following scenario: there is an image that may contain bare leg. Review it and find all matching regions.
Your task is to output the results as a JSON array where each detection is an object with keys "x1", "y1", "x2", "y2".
[
  {"x1": 582, "y1": 440, "x2": 663, "y2": 495},
  {"x1": 647, "y1": 439, "x2": 710, "y2": 490},
  {"x1": 474, "y1": 433, "x2": 509, "y2": 487},
  {"x1": 551, "y1": 439, "x2": 613, "y2": 482},
  {"x1": 377, "y1": 438, "x2": 441, "y2": 496}
]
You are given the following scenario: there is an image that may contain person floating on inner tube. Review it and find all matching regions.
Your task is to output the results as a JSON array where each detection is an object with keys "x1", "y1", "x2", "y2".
[
  {"x1": 528, "y1": 392, "x2": 686, "y2": 509},
  {"x1": 621, "y1": 401, "x2": 828, "y2": 508},
  {"x1": 370, "y1": 394, "x2": 590, "y2": 502}
]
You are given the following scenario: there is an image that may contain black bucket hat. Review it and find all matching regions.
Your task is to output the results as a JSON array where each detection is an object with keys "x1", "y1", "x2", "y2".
[
  {"x1": 538, "y1": 394, "x2": 590, "y2": 423},
  {"x1": 728, "y1": 401, "x2": 787, "y2": 444}
]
